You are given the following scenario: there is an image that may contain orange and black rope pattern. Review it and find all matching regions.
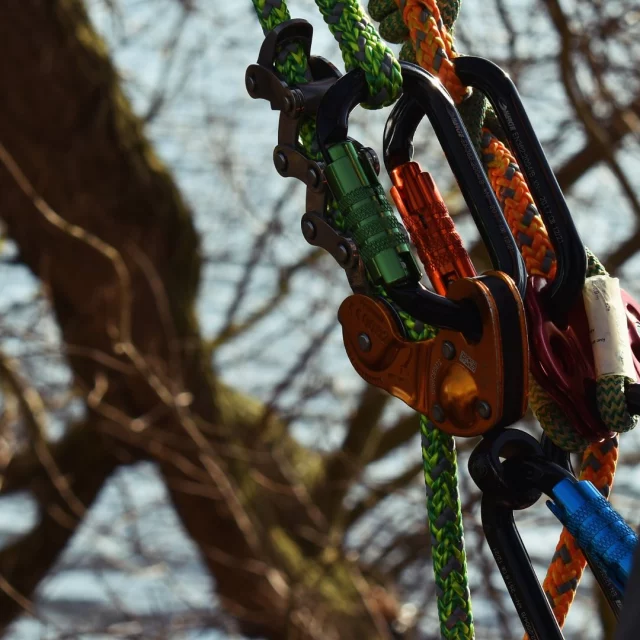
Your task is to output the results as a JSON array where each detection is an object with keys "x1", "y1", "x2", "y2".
[
  {"x1": 524, "y1": 438, "x2": 618, "y2": 639},
  {"x1": 481, "y1": 130, "x2": 557, "y2": 278},
  {"x1": 392, "y1": 0, "x2": 558, "y2": 278}
]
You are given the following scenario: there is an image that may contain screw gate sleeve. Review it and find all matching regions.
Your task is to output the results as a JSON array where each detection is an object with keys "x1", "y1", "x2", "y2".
[
  {"x1": 323, "y1": 141, "x2": 421, "y2": 287},
  {"x1": 548, "y1": 479, "x2": 637, "y2": 592}
]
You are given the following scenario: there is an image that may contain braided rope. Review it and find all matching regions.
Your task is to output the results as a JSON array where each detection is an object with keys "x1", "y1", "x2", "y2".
[
  {"x1": 395, "y1": 0, "x2": 468, "y2": 104},
  {"x1": 252, "y1": 0, "x2": 402, "y2": 110},
  {"x1": 421, "y1": 416, "x2": 474, "y2": 637},
  {"x1": 481, "y1": 130, "x2": 557, "y2": 279},
  {"x1": 369, "y1": 0, "x2": 557, "y2": 278},
  {"x1": 314, "y1": 0, "x2": 402, "y2": 107},
  {"x1": 528, "y1": 377, "x2": 591, "y2": 453},
  {"x1": 382, "y1": 299, "x2": 474, "y2": 638},
  {"x1": 252, "y1": 1, "x2": 311, "y2": 82},
  {"x1": 523, "y1": 437, "x2": 618, "y2": 640}
]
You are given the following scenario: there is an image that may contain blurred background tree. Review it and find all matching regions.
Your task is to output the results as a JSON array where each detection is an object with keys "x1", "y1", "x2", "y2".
[{"x1": 0, "y1": 0, "x2": 637, "y2": 638}]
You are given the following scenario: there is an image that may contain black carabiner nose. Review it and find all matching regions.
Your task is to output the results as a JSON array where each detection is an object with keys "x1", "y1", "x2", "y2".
[
  {"x1": 455, "y1": 56, "x2": 587, "y2": 326},
  {"x1": 384, "y1": 62, "x2": 527, "y2": 299}
]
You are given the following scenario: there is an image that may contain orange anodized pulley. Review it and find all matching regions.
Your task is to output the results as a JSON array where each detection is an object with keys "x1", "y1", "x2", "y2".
[
  {"x1": 338, "y1": 272, "x2": 528, "y2": 437},
  {"x1": 390, "y1": 162, "x2": 476, "y2": 295}
]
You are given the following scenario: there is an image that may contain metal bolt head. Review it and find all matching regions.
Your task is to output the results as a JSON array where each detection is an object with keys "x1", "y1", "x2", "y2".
[
  {"x1": 360, "y1": 147, "x2": 380, "y2": 175},
  {"x1": 432, "y1": 404, "x2": 445, "y2": 423},
  {"x1": 274, "y1": 151, "x2": 288, "y2": 174},
  {"x1": 476, "y1": 400, "x2": 492, "y2": 420},
  {"x1": 442, "y1": 341, "x2": 456, "y2": 360},
  {"x1": 336, "y1": 243, "x2": 350, "y2": 264},
  {"x1": 245, "y1": 73, "x2": 256, "y2": 95},
  {"x1": 307, "y1": 167, "x2": 319, "y2": 188},
  {"x1": 301, "y1": 219, "x2": 316, "y2": 241},
  {"x1": 358, "y1": 333, "x2": 372, "y2": 352}
]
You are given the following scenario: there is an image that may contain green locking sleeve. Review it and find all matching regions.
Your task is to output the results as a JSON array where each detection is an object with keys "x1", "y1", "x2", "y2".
[{"x1": 323, "y1": 141, "x2": 421, "y2": 286}]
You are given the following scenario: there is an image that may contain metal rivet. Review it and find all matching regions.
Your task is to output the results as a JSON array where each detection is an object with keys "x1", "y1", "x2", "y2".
[
  {"x1": 307, "y1": 167, "x2": 319, "y2": 187},
  {"x1": 246, "y1": 74, "x2": 256, "y2": 94},
  {"x1": 336, "y1": 243, "x2": 349, "y2": 264},
  {"x1": 432, "y1": 404, "x2": 445, "y2": 423},
  {"x1": 476, "y1": 400, "x2": 492, "y2": 419},
  {"x1": 361, "y1": 147, "x2": 380, "y2": 175},
  {"x1": 442, "y1": 341, "x2": 456, "y2": 360},
  {"x1": 274, "y1": 151, "x2": 288, "y2": 174},
  {"x1": 358, "y1": 333, "x2": 372, "y2": 352},
  {"x1": 301, "y1": 220, "x2": 316, "y2": 241}
]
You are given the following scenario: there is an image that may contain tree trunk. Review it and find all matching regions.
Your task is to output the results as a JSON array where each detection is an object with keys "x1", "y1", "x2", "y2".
[{"x1": 0, "y1": 2, "x2": 398, "y2": 638}]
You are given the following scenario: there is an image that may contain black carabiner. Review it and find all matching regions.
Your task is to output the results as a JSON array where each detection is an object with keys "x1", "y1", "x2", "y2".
[
  {"x1": 471, "y1": 429, "x2": 628, "y2": 638},
  {"x1": 469, "y1": 429, "x2": 564, "y2": 640},
  {"x1": 455, "y1": 56, "x2": 587, "y2": 326},
  {"x1": 383, "y1": 62, "x2": 527, "y2": 299},
  {"x1": 316, "y1": 68, "x2": 484, "y2": 341}
]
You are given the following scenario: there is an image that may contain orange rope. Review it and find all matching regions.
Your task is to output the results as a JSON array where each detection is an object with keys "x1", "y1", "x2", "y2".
[
  {"x1": 482, "y1": 131, "x2": 557, "y2": 279},
  {"x1": 394, "y1": 0, "x2": 557, "y2": 277},
  {"x1": 523, "y1": 438, "x2": 618, "y2": 639},
  {"x1": 397, "y1": 0, "x2": 467, "y2": 103}
]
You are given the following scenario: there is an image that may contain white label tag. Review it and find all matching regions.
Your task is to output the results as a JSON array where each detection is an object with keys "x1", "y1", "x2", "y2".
[{"x1": 583, "y1": 276, "x2": 636, "y2": 378}]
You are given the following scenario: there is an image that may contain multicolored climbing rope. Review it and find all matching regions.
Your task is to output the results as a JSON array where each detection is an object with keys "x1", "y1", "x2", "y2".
[{"x1": 421, "y1": 417, "x2": 474, "y2": 636}]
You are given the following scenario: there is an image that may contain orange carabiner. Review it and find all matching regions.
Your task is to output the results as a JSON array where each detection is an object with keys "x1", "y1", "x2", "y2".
[{"x1": 390, "y1": 161, "x2": 476, "y2": 295}]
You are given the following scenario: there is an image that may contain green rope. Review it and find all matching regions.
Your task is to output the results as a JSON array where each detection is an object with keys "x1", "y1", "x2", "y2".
[
  {"x1": 586, "y1": 250, "x2": 639, "y2": 434},
  {"x1": 530, "y1": 248, "x2": 638, "y2": 449},
  {"x1": 375, "y1": 293, "x2": 475, "y2": 639},
  {"x1": 379, "y1": 10, "x2": 409, "y2": 43},
  {"x1": 529, "y1": 376, "x2": 591, "y2": 452},
  {"x1": 368, "y1": 0, "x2": 396, "y2": 22},
  {"x1": 421, "y1": 417, "x2": 474, "y2": 637},
  {"x1": 252, "y1": 0, "x2": 403, "y2": 108},
  {"x1": 251, "y1": 1, "x2": 310, "y2": 82},
  {"x1": 251, "y1": 0, "x2": 318, "y2": 163},
  {"x1": 314, "y1": 0, "x2": 402, "y2": 107}
]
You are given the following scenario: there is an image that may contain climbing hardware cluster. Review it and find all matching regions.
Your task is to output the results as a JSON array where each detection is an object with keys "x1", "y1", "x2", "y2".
[{"x1": 248, "y1": 1, "x2": 640, "y2": 637}]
